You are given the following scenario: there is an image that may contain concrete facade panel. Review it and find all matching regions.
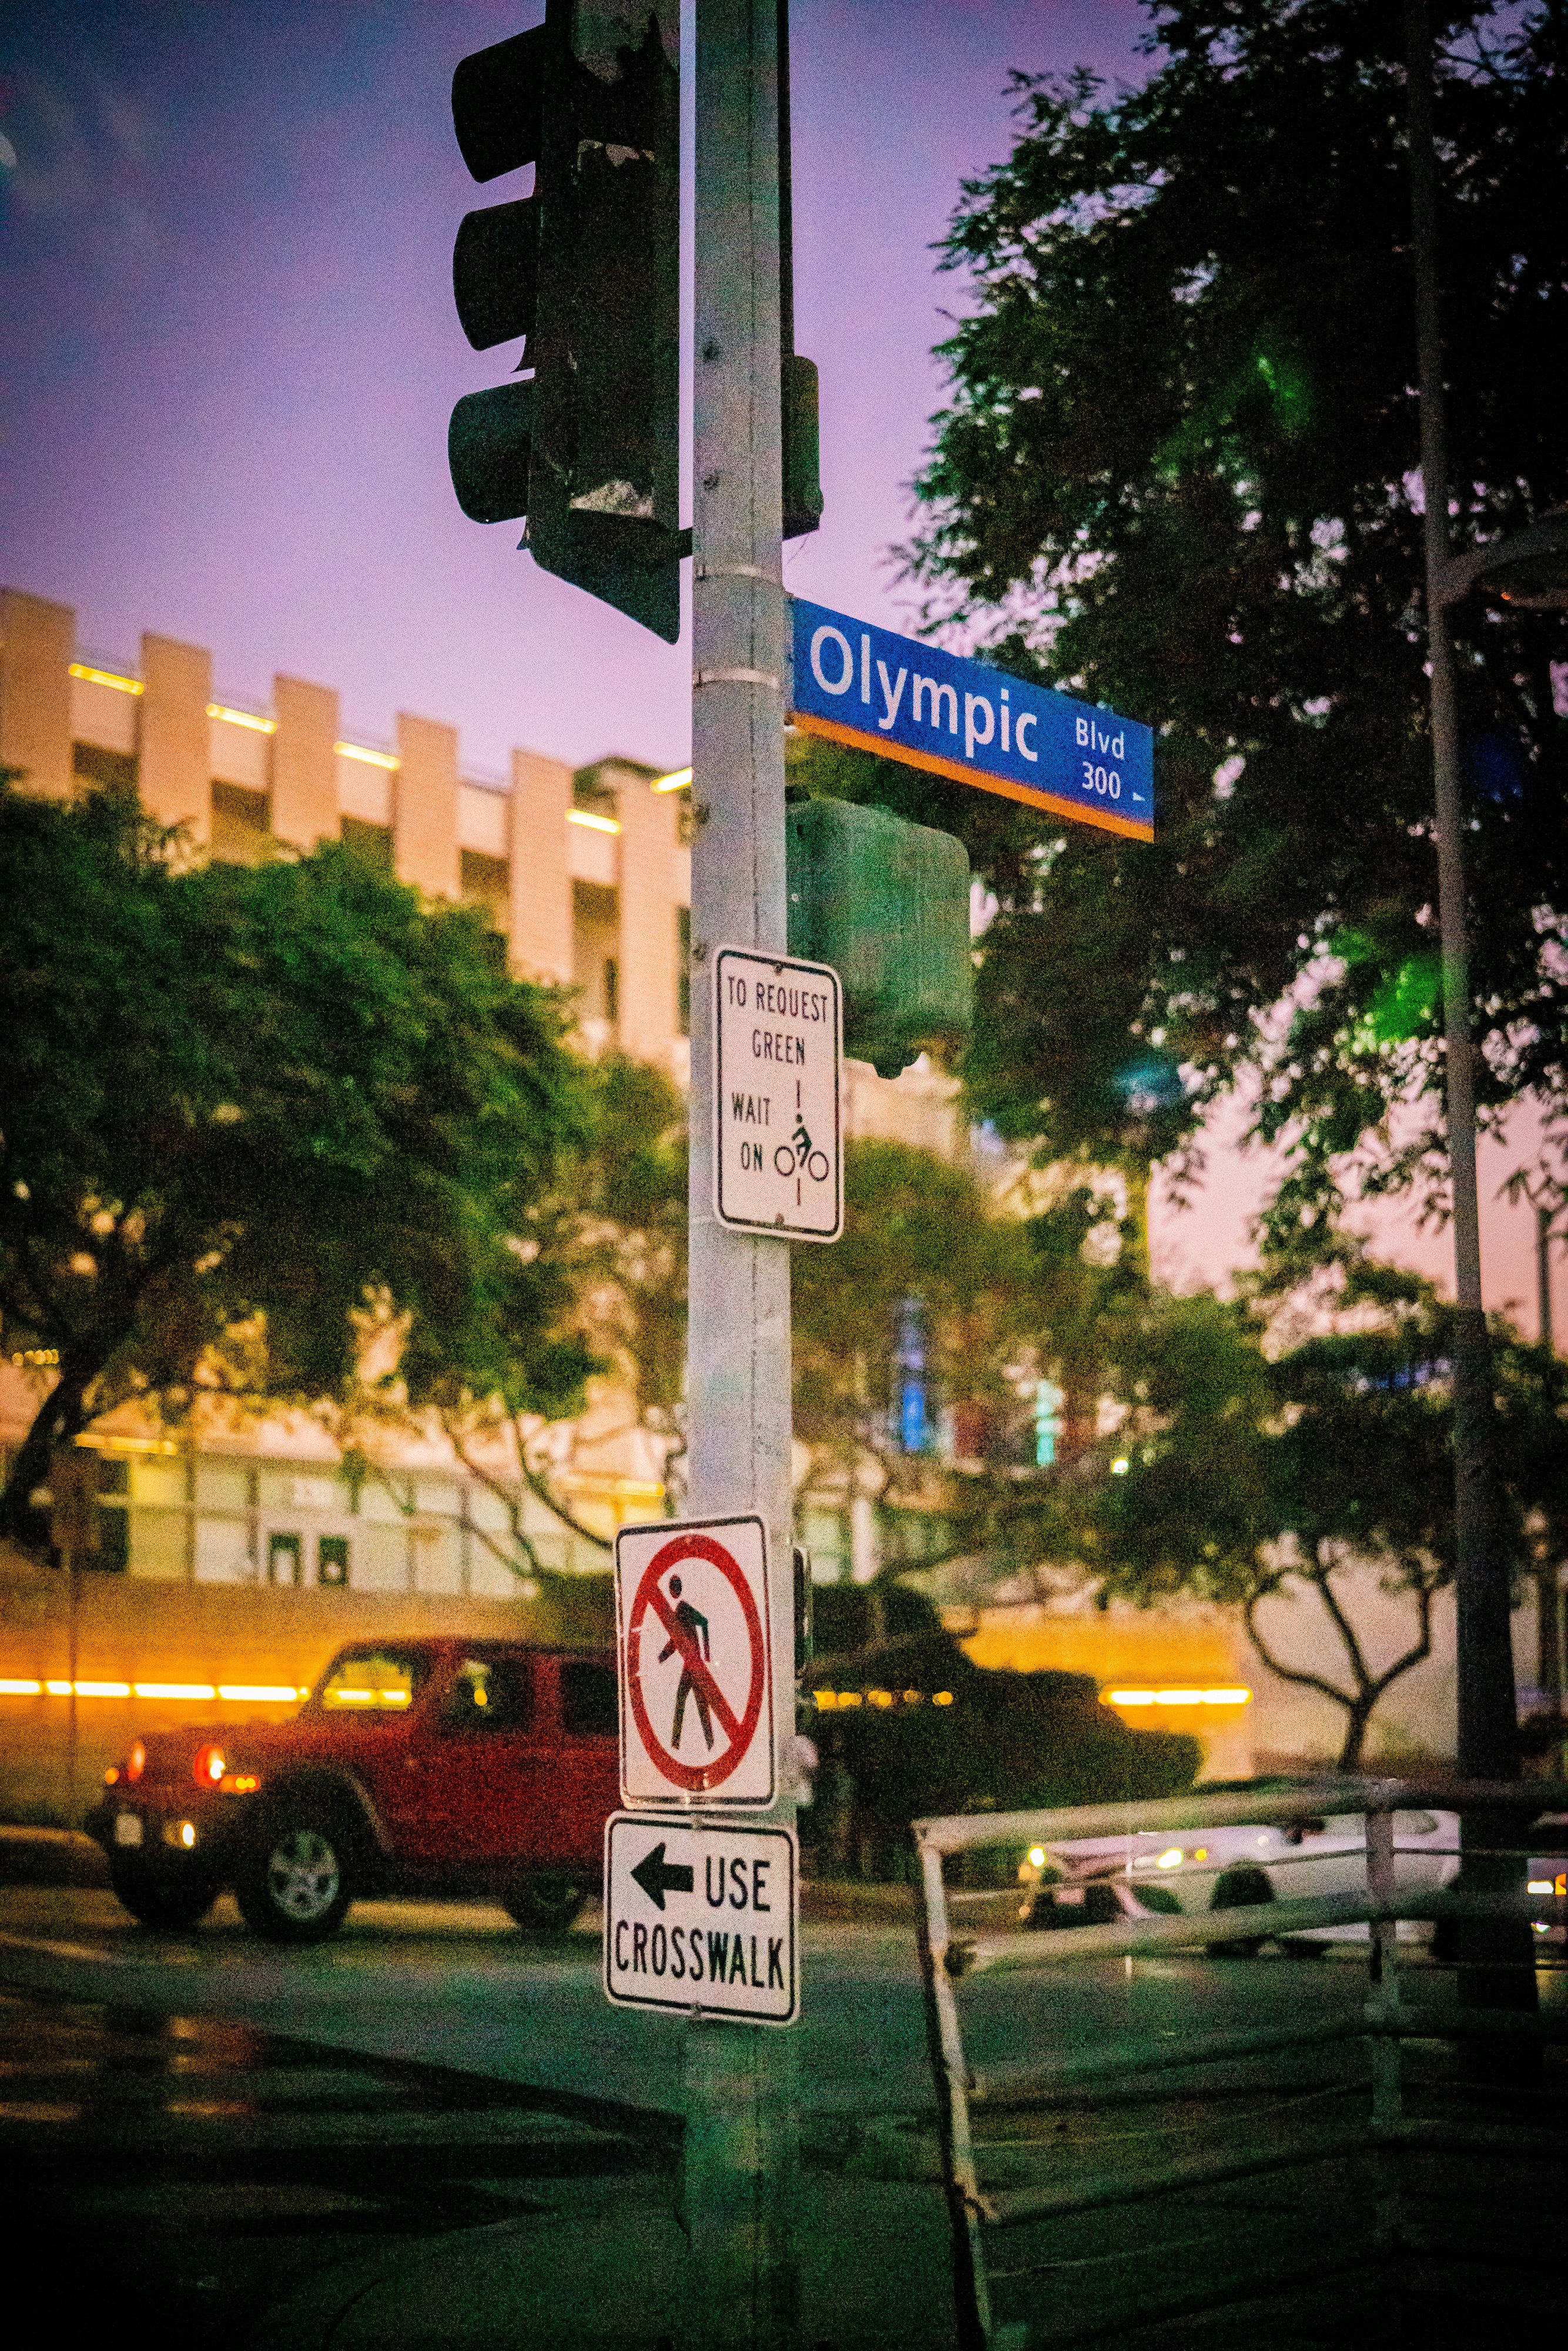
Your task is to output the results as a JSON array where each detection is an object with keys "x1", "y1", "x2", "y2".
[
  {"x1": 458, "y1": 780, "x2": 509, "y2": 855},
  {"x1": 394, "y1": 711, "x2": 460, "y2": 898},
  {"x1": 615, "y1": 768, "x2": 679, "y2": 1069},
  {"x1": 209, "y1": 712, "x2": 270, "y2": 791},
  {"x1": 337, "y1": 750, "x2": 393, "y2": 825},
  {"x1": 271, "y1": 675, "x2": 340, "y2": 846},
  {"x1": 508, "y1": 748, "x2": 574, "y2": 984},
  {"x1": 139, "y1": 631, "x2": 212, "y2": 843},
  {"x1": 567, "y1": 817, "x2": 619, "y2": 885},
  {"x1": 71, "y1": 673, "x2": 139, "y2": 756},
  {"x1": 0, "y1": 587, "x2": 74, "y2": 799}
]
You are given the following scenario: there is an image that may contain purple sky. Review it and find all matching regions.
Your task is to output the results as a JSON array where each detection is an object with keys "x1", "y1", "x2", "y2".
[
  {"x1": 6, "y1": 0, "x2": 1554, "y2": 1314},
  {"x1": 1, "y1": 0, "x2": 1151, "y2": 773}
]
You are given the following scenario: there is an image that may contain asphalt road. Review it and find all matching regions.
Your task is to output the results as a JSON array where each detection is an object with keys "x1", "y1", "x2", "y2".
[
  {"x1": 0, "y1": 1876, "x2": 1382, "y2": 2121},
  {"x1": 2, "y1": 1875, "x2": 1563, "y2": 2349}
]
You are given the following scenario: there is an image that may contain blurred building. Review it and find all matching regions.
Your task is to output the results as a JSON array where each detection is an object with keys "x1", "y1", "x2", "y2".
[{"x1": 0, "y1": 584, "x2": 968, "y2": 1804}]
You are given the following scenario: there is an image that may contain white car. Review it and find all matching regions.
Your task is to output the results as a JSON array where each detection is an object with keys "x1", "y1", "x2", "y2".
[{"x1": 1017, "y1": 1779, "x2": 1566, "y2": 1953}]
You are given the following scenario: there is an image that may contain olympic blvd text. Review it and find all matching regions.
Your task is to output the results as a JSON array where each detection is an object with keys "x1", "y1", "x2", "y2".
[{"x1": 786, "y1": 594, "x2": 1154, "y2": 843}]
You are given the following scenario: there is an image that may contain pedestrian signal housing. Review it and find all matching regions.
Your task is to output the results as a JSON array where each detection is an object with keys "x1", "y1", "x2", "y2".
[{"x1": 785, "y1": 799, "x2": 971, "y2": 1078}]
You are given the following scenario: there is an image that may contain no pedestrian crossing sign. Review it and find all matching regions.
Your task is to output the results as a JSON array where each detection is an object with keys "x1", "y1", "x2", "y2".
[
  {"x1": 713, "y1": 946, "x2": 842, "y2": 1241},
  {"x1": 603, "y1": 1813, "x2": 798, "y2": 2024},
  {"x1": 788, "y1": 594, "x2": 1155, "y2": 843},
  {"x1": 615, "y1": 1513, "x2": 776, "y2": 1806}
]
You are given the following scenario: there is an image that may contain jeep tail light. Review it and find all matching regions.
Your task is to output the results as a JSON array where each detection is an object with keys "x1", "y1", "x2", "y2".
[
  {"x1": 125, "y1": 1741, "x2": 145, "y2": 1784},
  {"x1": 192, "y1": 1744, "x2": 227, "y2": 1787}
]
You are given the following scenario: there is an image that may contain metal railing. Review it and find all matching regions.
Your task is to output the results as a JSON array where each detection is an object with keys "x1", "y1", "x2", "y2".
[{"x1": 913, "y1": 1779, "x2": 1568, "y2": 2350}]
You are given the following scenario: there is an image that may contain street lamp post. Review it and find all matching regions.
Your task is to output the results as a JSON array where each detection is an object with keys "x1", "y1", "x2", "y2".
[
  {"x1": 1405, "y1": 2, "x2": 1568, "y2": 1784},
  {"x1": 1403, "y1": 0, "x2": 1520, "y2": 1790},
  {"x1": 1403, "y1": 0, "x2": 1568, "y2": 2039}
]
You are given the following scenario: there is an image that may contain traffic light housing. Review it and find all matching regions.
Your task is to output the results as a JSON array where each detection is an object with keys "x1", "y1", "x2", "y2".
[
  {"x1": 449, "y1": 4, "x2": 682, "y2": 641},
  {"x1": 786, "y1": 798, "x2": 972, "y2": 1077}
]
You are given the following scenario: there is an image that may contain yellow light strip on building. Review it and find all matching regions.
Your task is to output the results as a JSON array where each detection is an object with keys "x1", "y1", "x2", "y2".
[
  {"x1": 207, "y1": 703, "x2": 276, "y2": 735},
  {"x1": 69, "y1": 662, "x2": 143, "y2": 695},
  {"x1": 652, "y1": 766, "x2": 692, "y2": 792},
  {"x1": 334, "y1": 741, "x2": 401, "y2": 771},
  {"x1": 1103, "y1": 1687, "x2": 1252, "y2": 1709},
  {"x1": 0, "y1": 1679, "x2": 305, "y2": 1703},
  {"x1": 567, "y1": 808, "x2": 621, "y2": 834}
]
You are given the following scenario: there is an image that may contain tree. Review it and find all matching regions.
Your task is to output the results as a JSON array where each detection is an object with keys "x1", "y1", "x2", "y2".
[
  {"x1": 897, "y1": 0, "x2": 1568, "y2": 1237},
  {"x1": 0, "y1": 781, "x2": 597, "y2": 1546},
  {"x1": 803, "y1": 1579, "x2": 1200, "y2": 1878},
  {"x1": 428, "y1": 1052, "x2": 691, "y2": 1568},
  {"x1": 791, "y1": 1137, "x2": 1040, "y2": 1508},
  {"x1": 1081, "y1": 1261, "x2": 1568, "y2": 1766}
]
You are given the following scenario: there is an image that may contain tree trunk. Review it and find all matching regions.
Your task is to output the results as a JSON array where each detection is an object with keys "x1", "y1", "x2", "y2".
[
  {"x1": 0, "y1": 1362, "x2": 99, "y2": 1549},
  {"x1": 1336, "y1": 1696, "x2": 1376, "y2": 1774}
]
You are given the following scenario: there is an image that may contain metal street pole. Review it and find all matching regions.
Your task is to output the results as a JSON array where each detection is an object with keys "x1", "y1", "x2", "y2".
[
  {"x1": 684, "y1": 2, "x2": 800, "y2": 2344},
  {"x1": 1403, "y1": 0, "x2": 1520, "y2": 1786}
]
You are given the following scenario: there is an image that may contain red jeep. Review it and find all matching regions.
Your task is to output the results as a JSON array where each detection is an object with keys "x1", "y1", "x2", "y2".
[{"x1": 85, "y1": 1639, "x2": 619, "y2": 1944}]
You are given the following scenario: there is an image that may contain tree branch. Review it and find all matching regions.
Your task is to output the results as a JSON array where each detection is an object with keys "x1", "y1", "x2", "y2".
[
  {"x1": 1309, "y1": 1545, "x2": 1376, "y2": 1696},
  {"x1": 1242, "y1": 1589, "x2": 1356, "y2": 1713}
]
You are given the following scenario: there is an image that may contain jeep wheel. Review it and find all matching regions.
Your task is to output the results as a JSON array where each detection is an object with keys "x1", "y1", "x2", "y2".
[
  {"x1": 1207, "y1": 1866, "x2": 1274, "y2": 1957},
  {"x1": 237, "y1": 1811, "x2": 353, "y2": 1944},
  {"x1": 504, "y1": 1876, "x2": 588, "y2": 1934},
  {"x1": 108, "y1": 1854, "x2": 218, "y2": 1933}
]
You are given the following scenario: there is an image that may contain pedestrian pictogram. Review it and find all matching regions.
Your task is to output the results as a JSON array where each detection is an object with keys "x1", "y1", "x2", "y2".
[
  {"x1": 604, "y1": 1813, "x2": 798, "y2": 2024},
  {"x1": 615, "y1": 1514, "x2": 775, "y2": 1805}
]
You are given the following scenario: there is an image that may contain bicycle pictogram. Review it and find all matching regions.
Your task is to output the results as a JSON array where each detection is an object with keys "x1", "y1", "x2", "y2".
[{"x1": 773, "y1": 1117, "x2": 830, "y2": 1184}]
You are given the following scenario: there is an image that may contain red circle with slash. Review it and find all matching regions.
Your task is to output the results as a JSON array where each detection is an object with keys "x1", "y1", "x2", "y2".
[{"x1": 625, "y1": 1533, "x2": 767, "y2": 1792}]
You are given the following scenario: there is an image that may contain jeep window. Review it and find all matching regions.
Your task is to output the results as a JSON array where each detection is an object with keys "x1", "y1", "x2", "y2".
[
  {"x1": 311, "y1": 1646, "x2": 429, "y2": 1712},
  {"x1": 440, "y1": 1654, "x2": 531, "y2": 1733},
  {"x1": 560, "y1": 1658, "x2": 617, "y2": 1736}
]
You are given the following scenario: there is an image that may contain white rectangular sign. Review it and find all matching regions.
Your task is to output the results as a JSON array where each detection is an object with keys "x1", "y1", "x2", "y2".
[
  {"x1": 713, "y1": 946, "x2": 842, "y2": 1241},
  {"x1": 603, "y1": 1813, "x2": 798, "y2": 2025},
  {"x1": 615, "y1": 1513, "x2": 775, "y2": 1806}
]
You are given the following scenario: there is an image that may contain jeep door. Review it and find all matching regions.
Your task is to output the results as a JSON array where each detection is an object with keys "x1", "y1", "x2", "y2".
[
  {"x1": 527, "y1": 1653, "x2": 620, "y2": 1864},
  {"x1": 395, "y1": 1649, "x2": 552, "y2": 1866}
]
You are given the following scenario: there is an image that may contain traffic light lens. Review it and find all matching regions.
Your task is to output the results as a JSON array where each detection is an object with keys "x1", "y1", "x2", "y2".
[
  {"x1": 454, "y1": 199, "x2": 541, "y2": 351},
  {"x1": 451, "y1": 26, "x2": 545, "y2": 184},
  {"x1": 449, "y1": 383, "x2": 534, "y2": 524}
]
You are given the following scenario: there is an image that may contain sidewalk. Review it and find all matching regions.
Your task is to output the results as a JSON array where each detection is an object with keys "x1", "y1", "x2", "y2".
[{"x1": 249, "y1": 2166, "x2": 959, "y2": 2351}]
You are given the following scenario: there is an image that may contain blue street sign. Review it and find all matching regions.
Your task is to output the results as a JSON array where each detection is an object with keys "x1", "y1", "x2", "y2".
[{"x1": 787, "y1": 597, "x2": 1154, "y2": 842}]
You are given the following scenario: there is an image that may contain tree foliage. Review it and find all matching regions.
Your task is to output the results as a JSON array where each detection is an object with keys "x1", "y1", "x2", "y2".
[
  {"x1": 900, "y1": 0, "x2": 1568, "y2": 1235},
  {"x1": 0, "y1": 781, "x2": 596, "y2": 1544},
  {"x1": 803, "y1": 1579, "x2": 1199, "y2": 1872},
  {"x1": 792, "y1": 1137, "x2": 1039, "y2": 1484},
  {"x1": 1077, "y1": 1261, "x2": 1568, "y2": 1763}
]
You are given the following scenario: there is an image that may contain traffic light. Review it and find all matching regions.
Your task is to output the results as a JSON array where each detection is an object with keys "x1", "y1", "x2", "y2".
[
  {"x1": 448, "y1": 4, "x2": 682, "y2": 641},
  {"x1": 786, "y1": 798, "x2": 972, "y2": 1077}
]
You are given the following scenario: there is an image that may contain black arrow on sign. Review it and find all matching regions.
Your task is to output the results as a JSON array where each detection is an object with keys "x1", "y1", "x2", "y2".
[{"x1": 631, "y1": 1840, "x2": 693, "y2": 1911}]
